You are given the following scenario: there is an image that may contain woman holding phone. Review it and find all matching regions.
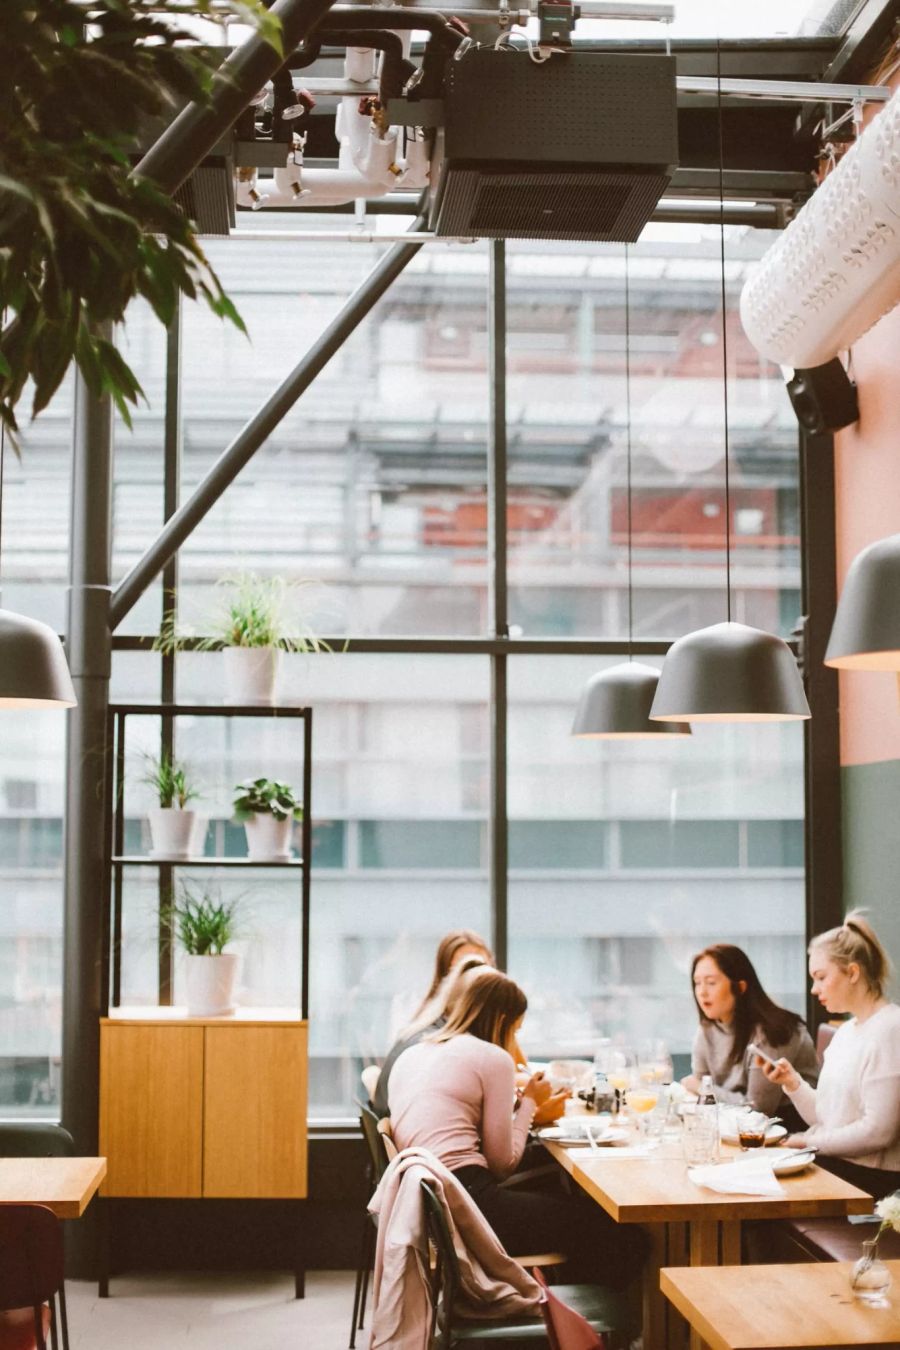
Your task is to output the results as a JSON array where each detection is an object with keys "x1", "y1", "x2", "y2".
[
  {"x1": 682, "y1": 944, "x2": 818, "y2": 1117},
  {"x1": 389, "y1": 966, "x2": 643, "y2": 1285},
  {"x1": 760, "y1": 911, "x2": 900, "y2": 1199}
]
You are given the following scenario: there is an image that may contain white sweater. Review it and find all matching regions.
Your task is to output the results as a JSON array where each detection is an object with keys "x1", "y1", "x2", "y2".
[{"x1": 787, "y1": 1002, "x2": 900, "y2": 1170}]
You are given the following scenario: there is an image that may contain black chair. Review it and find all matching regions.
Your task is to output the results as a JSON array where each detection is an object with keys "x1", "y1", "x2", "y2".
[
  {"x1": 349, "y1": 1102, "x2": 394, "y2": 1348},
  {"x1": 0, "y1": 1204, "x2": 66, "y2": 1350},
  {"x1": 420, "y1": 1179, "x2": 628, "y2": 1349},
  {"x1": 0, "y1": 1125, "x2": 73, "y2": 1350},
  {"x1": 0, "y1": 1126, "x2": 74, "y2": 1160}
]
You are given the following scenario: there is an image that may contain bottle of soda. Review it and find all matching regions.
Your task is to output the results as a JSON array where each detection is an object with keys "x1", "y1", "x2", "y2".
[{"x1": 697, "y1": 1074, "x2": 719, "y2": 1160}]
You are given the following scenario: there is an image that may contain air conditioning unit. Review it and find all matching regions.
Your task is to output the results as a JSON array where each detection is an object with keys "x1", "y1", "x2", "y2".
[{"x1": 430, "y1": 50, "x2": 678, "y2": 241}]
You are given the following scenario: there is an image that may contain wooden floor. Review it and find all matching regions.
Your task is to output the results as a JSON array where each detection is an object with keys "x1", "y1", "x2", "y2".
[{"x1": 67, "y1": 1270, "x2": 368, "y2": 1349}]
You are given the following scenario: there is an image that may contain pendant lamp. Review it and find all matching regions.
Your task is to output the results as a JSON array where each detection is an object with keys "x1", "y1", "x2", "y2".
[
  {"x1": 649, "y1": 40, "x2": 809, "y2": 726},
  {"x1": 824, "y1": 532, "x2": 900, "y2": 670},
  {"x1": 572, "y1": 246, "x2": 689, "y2": 739},
  {"x1": 0, "y1": 425, "x2": 76, "y2": 708}
]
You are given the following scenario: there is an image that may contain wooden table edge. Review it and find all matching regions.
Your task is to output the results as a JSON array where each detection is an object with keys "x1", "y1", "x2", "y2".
[
  {"x1": 660, "y1": 1267, "x2": 733, "y2": 1350},
  {"x1": 542, "y1": 1140, "x2": 873, "y2": 1222}
]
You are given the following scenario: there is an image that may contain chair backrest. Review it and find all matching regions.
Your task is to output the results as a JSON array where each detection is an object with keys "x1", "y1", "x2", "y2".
[
  {"x1": 377, "y1": 1117, "x2": 398, "y2": 1161},
  {"x1": 0, "y1": 1124, "x2": 75, "y2": 1158},
  {"x1": 358, "y1": 1101, "x2": 392, "y2": 1182},
  {"x1": 420, "y1": 1179, "x2": 459, "y2": 1350},
  {"x1": 361, "y1": 1064, "x2": 382, "y2": 1104},
  {"x1": 0, "y1": 1204, "x2": 63, "y2": 1317},
  {"x1": 816, "y1": 1022, "x2": 838, "y2": 1062}
]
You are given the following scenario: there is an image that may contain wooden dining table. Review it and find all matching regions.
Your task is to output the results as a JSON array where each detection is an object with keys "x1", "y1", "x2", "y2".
[
  {"x1": 542, "y1": 1135, "x2": 872, "y2": 1350},
  {"x1": 0, "y1": 1156, "x2": 107, "y2": 1219},
  {"x1": 661, "y1": 1260, "x2": 900, "y2": 1348}
]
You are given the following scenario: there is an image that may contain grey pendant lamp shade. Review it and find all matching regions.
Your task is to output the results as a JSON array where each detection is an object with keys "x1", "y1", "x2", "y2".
[
  {"x1": 0, "y1": 609, "x2": 77, "y2": 708},
  {"x1": 649, "y1": 621, "x2": 810, "y2": 722},
  {"x1": 825, "y1": 533, "x2": 900, "y2": 670},
  {"x1": 572, "y1": 661, "x2": 690, "y2": 738}
]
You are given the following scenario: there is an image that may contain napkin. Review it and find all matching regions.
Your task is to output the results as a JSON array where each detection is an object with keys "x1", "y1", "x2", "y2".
[{"x1": 688, "y1": 1156, "x2": 785, "y2": 1196}]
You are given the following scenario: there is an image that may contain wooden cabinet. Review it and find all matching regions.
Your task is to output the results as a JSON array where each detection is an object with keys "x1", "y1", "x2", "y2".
[{"x1": 99, "y1": 1011, "x2": 307, "y2": 1200}]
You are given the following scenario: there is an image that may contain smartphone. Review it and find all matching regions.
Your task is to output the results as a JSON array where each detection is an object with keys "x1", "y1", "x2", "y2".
[{"x1": 748, "y1": 1042, "x2": 779, "y2": 1067}]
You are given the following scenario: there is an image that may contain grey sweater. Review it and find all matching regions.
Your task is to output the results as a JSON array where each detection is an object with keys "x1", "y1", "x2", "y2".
[{"x1": 691, "y1": 1019, "x2": 819, "y2": 1115}]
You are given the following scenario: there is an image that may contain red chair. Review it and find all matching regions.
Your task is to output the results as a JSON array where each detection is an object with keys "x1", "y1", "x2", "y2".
[{"x1": 0, "y1": 1206, "x2": 66, "y2": 1350}]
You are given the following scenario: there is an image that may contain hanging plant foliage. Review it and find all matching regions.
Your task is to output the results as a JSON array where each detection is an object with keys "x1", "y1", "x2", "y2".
[{"x1": 0, "y1": 0, "x2": 281, "y2": 438}]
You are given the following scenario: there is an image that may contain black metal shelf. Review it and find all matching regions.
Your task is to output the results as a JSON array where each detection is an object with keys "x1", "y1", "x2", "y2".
[
  {"x1": 103, "y1": 701, "x2": 312, "y2": 1019},
  {"x1": 112, "y1": 855, "x2": 305, "y2": 868}
]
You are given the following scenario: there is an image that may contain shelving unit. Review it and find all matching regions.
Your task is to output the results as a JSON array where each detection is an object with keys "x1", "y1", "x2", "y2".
[
  {"x1": 102, "y1": 701, "x2": 311, "y2": 1016},
  {"x1": 98, "y1": 702, "x2": 313, "y2": 1297}
]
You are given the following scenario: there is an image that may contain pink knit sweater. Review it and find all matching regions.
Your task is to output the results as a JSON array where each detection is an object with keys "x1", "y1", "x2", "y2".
[{"x1": 388, "y1": 1033, "x2": 537, "y2": 1177}]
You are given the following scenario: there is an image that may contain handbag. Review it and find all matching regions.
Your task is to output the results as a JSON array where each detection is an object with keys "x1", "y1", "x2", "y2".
[{"x1": 533, "y1": 1268, "x2": 606, "y2": 1350}]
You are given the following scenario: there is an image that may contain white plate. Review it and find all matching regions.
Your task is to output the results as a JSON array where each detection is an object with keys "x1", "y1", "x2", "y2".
[
  {"x1": 719, "y1": 1123, "x2": 787, "y2": 1147},
  {"x1": 537, "y1": 1124, "x2": 629, "y2": 1147},
  {"x1": 767, "y1": 1148, "x2": 817, "y2": 1176}
]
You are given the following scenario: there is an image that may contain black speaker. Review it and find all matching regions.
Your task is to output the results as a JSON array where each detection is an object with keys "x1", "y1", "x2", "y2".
[{"x1": 786, "y1": 358, "x2": 858, "y2": 434}]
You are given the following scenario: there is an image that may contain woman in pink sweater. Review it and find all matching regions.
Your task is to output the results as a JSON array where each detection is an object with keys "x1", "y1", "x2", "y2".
[{"x1": 389, "y1": 967, "x2": 644, "y2": 1286}]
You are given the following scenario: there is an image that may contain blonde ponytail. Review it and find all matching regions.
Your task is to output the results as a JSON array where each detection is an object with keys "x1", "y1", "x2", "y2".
[{"x1": 809, "y1": 909, "x2": 891, "y2": 998}]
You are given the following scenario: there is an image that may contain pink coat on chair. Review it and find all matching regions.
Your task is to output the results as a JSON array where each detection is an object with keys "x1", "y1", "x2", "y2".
[{"x1": 367, "y1": 1147, "x2": 541, "y2": 1350}]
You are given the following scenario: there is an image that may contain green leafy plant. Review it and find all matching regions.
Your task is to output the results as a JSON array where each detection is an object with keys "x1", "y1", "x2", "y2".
[
  {"x1": 0, "y1": 0, "x2": 281, "y2": 439},
  {"x1": 154, "y1": 573, "x2": 340, "y2": 655},
  {"x1": 233, "y1": 777, "x2": 303, "y2": 822},
  {"x1": 164, "y1": 882, "x2": 238, "y2": 956},
  {"x1": 141, "y1": 750, "x2": 200, "y2": 809}
]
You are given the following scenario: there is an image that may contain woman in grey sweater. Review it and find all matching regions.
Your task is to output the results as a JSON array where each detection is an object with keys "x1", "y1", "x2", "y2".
[{"x1": 682, "y1": 944, "x2": 819, "y2": 1118}]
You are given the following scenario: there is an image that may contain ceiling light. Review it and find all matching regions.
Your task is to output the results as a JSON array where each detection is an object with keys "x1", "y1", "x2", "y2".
[{"x1": 825, "y1": 532, "x2": 900, "y2": 670}]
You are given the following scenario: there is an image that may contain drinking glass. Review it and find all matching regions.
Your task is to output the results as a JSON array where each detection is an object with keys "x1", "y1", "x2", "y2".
[
  {"x1": 639, "y1": 1038, "x2": 674, "y2": 1085},
  {"x1": 737, "y1": 1107, "x2": 768, "y2": 1150},
  {"x1": 625, "y1": 1084, "x2": 660, "y2": 1142},
  {"x1": 606, "y1": 1046, "x2": 638, "y2": 1095},
  {"x1": 682, "y1": 1107, "x2": 719, "y2": 1165}
]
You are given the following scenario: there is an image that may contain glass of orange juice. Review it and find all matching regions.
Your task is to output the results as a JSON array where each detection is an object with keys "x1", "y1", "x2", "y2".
[{"x1": 625, "y1": 1085, "x2": 660, "y2": 1141}]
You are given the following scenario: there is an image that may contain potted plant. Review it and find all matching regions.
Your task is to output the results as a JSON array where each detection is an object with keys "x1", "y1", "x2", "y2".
[
  {"x1": 233, "y1": 777, "x2": 303, "y2": 861},
  {"x1": 155, "y1": 573, "x2": 337, "y2": 705},
  {"x1": 142, "y1": 751, "x2": 205, "y2": 860},
  {"x1": 166, "y1": 883, "x2": 241, "y2": 1017}
]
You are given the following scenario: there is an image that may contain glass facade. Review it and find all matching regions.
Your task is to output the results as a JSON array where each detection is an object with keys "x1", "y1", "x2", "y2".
[{"x1": 0, "y1": 222, "x2": 806, "y2": 1119}]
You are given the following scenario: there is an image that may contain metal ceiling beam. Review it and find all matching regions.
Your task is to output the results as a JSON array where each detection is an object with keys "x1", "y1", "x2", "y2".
[{"x1": 110, "y1": 223, "x2": 428, "y2": 629}]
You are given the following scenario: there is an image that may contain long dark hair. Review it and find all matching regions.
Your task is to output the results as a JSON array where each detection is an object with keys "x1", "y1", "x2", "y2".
[
  {"x1": 691, "y1": 944, "x2": 804, "y2": 1068},
  {"x1": 413, "y1": 929, "x2": 493, "y2": 1020}
]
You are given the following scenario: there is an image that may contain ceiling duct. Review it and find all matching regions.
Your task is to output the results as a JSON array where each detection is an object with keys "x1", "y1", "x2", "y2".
[
  {"x1": 429, "y1": 50, "x2": 678, "y2": 241},
  {"x1": 740, "y1": 88, "x2": 900, "y2": 368}
]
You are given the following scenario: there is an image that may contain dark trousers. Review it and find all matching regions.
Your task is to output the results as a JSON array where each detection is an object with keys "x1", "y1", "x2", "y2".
[
  {"x1": 815, "y1": 1154, "x2": 900, "y2": 1202},
  {"x1": 453, "y1": 1164, "x2": 645, "y2": 1288}
]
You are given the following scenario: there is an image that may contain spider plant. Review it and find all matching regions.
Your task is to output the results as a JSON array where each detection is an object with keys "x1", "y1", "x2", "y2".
[
  {"x1": 164, "y1": 883, "x2": 239, "y2": 956},
  {"x1": 141, "y1": 750, "x2": 200, "y2": 810},
  {"x1": 153, "y1": 573, "x2": 339, "y2": 655}
]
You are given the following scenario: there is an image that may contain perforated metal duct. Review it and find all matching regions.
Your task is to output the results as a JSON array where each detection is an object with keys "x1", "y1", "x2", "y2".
[{"x1": 740, "y1": 89, "x2": 900, "y2": 368}]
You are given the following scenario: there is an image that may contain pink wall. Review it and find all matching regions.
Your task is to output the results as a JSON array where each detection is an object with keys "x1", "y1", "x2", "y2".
[{"x1": 833, "y1": 291, "x2": 900, "y2": 766}]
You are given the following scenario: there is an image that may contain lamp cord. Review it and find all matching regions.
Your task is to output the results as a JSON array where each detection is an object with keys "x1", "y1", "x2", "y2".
[
  {"x1": 716, "y1": 35, "x2": 732, "y2": 624},
  {"x1": 624, "y1": 242, "x2": 634, "y2": 660}
]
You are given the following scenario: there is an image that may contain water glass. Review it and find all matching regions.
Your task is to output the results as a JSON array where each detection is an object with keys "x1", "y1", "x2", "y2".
[{"x1": 682, "y1": 1107, "x2": 718, "y2": 1165}]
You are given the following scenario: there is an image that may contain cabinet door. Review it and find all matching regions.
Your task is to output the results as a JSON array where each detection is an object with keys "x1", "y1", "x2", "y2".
[
  {"x1": 99, "y1": 1025, "x2": 204, "y2": 1197},
  {"x1": 202, "y1": 1025, "x2": 308, "y2": 1198}
]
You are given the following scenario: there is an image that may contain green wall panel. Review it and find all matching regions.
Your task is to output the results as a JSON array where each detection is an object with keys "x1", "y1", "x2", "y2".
[{"x1": 842, "y1": 759, "x2": 900, "y2": 999}]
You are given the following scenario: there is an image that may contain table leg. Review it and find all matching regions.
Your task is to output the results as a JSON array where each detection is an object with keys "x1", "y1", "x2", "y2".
[
  {"x1": 641, "y1": 1224, "x2": 667, "y2": 1350},
  {"x1": 97, "y1": 1198, "x2": 110, "y2": 1299},
  {"x1": 294, "y1": 1200, "x2": 306, "y2": 1299},
  {"x1": 720, "y1": 1220, "x2": 741, "y2": 1266},
  {"x1": 684, "y1": 1220, "x2": 743, "y2": 1350}
]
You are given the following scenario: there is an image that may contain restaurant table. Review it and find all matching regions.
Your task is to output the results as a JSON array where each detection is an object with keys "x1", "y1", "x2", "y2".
[
  {"x1": 543, "y1": 1136, "x2": 872, "y2": 1350},
  {"x1": 0, "y1": 1156, "x2": 107, "y2": 1218},
  {"x1": 661, "y1": 1260, "x2": 900, "y2": 1348}
]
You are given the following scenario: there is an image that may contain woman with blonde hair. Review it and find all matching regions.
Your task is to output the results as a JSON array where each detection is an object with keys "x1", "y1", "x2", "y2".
[
  {"x1": 389, "y1": 967, "x2": 644, "y2": 1285},
  {"x1": 761, "y1": 910, "x2": 900, "y2": 1198}
]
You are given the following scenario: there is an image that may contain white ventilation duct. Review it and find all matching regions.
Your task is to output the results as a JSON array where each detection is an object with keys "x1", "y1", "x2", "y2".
[{"x1": 740, "y1": 89, "x2": 900, "y2": 368}]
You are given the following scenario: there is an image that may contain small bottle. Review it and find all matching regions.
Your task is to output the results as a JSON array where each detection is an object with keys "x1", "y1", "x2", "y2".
[{"x1": 697, "y1": 1074, "x2": 719, "y2": 1160}]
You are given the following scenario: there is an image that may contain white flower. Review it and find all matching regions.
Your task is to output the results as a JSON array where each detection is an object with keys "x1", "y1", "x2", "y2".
[{"x1": 874, "y1": 1192, "x2": 900, "y2": 1234}]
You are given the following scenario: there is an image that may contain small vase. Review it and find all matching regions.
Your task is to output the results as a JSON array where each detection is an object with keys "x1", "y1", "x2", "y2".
[
  {"x1": 243, "y1": 813, "x2": 294, "y2": 861},
  {"x1": 850, "y1": 1235, "x2": 892, "y2": 1307},
  {"x1": 147, "y1": 808, "x2": 205, "y2": 860},
  {"x1": 223, "y1": 646, "x2": 281, "y2": 705},
  {"x1": 184, "y1": 952, "x2": 241, "y2": 1017}
]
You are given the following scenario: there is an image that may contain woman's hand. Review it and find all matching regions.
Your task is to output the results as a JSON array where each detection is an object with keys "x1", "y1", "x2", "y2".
[
  {"x1": 533, "y1": 1091, "x2": 569, "y2": 1125},
  {"x1": 521, "y1": 1070, "x2": 553, "y2": 1109},
  {"x1": 681, "y1": 1074, "x2": 701, "y2": 1097},
  {"x1": 783, "y1": 1133, "x2": 811, "y2": 1150},
  {"x1": 757, "y1": 1056, "x2": 801, "y2": 1092}
]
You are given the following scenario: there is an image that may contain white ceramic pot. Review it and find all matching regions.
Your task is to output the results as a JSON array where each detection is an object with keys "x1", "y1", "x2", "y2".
[
  {"x1": 184, "y1": 952, "x2": 241, "y2": 1017},
  {"x1": 243, "y1": 813, "x2": 294, "y2": 861},
  {"x1": 147, "y1": 808, "x2": 205, "y2": 860},
  {"x1": 223, "y1": 646, "x2": 281, "y2": 705}
]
